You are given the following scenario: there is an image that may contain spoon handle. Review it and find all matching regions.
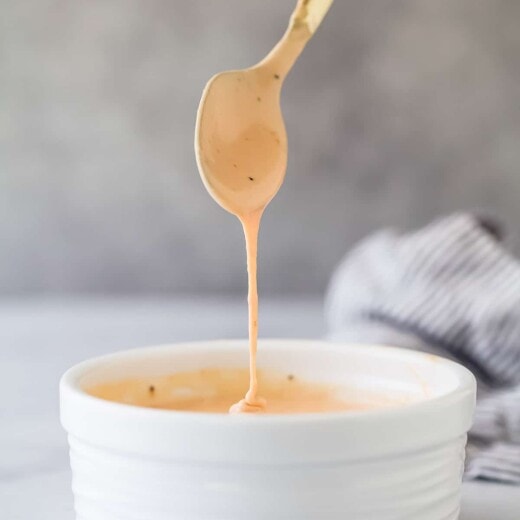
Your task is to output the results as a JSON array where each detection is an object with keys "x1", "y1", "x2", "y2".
[
  {"x1": 257, "y1": 0, "x2": 334, "y2": 79},
  {"x1": 294, "y1": 0, "x2": 334, "y2": 35}
]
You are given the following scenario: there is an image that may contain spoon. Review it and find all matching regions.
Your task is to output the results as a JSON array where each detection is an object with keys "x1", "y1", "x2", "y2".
[
  {"x1": 194, "y1": 0, "x2": 334, "y2": 217},
  {"x1": 194, "y1": 0, "x2": 333, "y2": 413}
]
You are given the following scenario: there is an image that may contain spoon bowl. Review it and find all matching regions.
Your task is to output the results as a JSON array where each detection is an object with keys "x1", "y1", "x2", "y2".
[{"x1": 195, "y1": 68, "x2": 287, "y2": 216}]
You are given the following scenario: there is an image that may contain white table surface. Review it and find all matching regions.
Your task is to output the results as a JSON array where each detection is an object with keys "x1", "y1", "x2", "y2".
[{"x1": 1, "y1": 297, "x2": 519, "y2": 520}]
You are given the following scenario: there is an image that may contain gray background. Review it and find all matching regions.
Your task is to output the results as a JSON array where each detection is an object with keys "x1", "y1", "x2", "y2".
[{"x1": 2, "y1": 0, "x2": 519, "y2": 296}]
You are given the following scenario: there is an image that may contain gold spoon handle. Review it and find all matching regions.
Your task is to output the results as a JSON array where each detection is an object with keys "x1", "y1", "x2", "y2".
[
  {"x1": 257, "y1": 0, "x2": 334, "y2": 79},
  {"x1": 293, "y1": 0, "x2": 334, "y2": 35}
]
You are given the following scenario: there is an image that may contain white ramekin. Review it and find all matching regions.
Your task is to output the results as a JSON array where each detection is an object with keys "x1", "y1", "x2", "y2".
[{"x1": 60, "y1": 339, "x2": 476, "y2": 520}]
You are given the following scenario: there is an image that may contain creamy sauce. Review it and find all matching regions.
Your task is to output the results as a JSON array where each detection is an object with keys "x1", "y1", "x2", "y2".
[
  {"x1": 197, "y1": 70, "x2": 290, "y2": 413},
  {"x1": 86, "y1": 368, "x2": 391, "y2": 414}
]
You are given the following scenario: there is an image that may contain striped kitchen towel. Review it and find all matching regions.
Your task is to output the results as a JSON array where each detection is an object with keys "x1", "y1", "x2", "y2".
[{"x1": 326, "y1": 213, "x2": 520, "y2": 484}]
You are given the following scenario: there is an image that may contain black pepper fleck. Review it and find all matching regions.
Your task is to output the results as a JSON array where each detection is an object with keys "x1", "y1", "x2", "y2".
[
  {"x1": 274, "y1": 74, "x2": 280, "y2": 80},
  {"x1": 287, "y1": 374, "x2": 294, "y2": 381},
  {"x1": 149, "y1": 385, "x2": 155, "y2": 393},
  {"x1": 248, "y1": 177, "x2": 254, "y2": 181},
  {"x1": 257, "y1": 96, "x2": 261, "y2": 102}
]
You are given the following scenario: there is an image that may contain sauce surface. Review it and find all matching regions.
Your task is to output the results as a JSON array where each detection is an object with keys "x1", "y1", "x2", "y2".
[{"x1": 86, "y1": 368, "x2": 394, "y2": 414}]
